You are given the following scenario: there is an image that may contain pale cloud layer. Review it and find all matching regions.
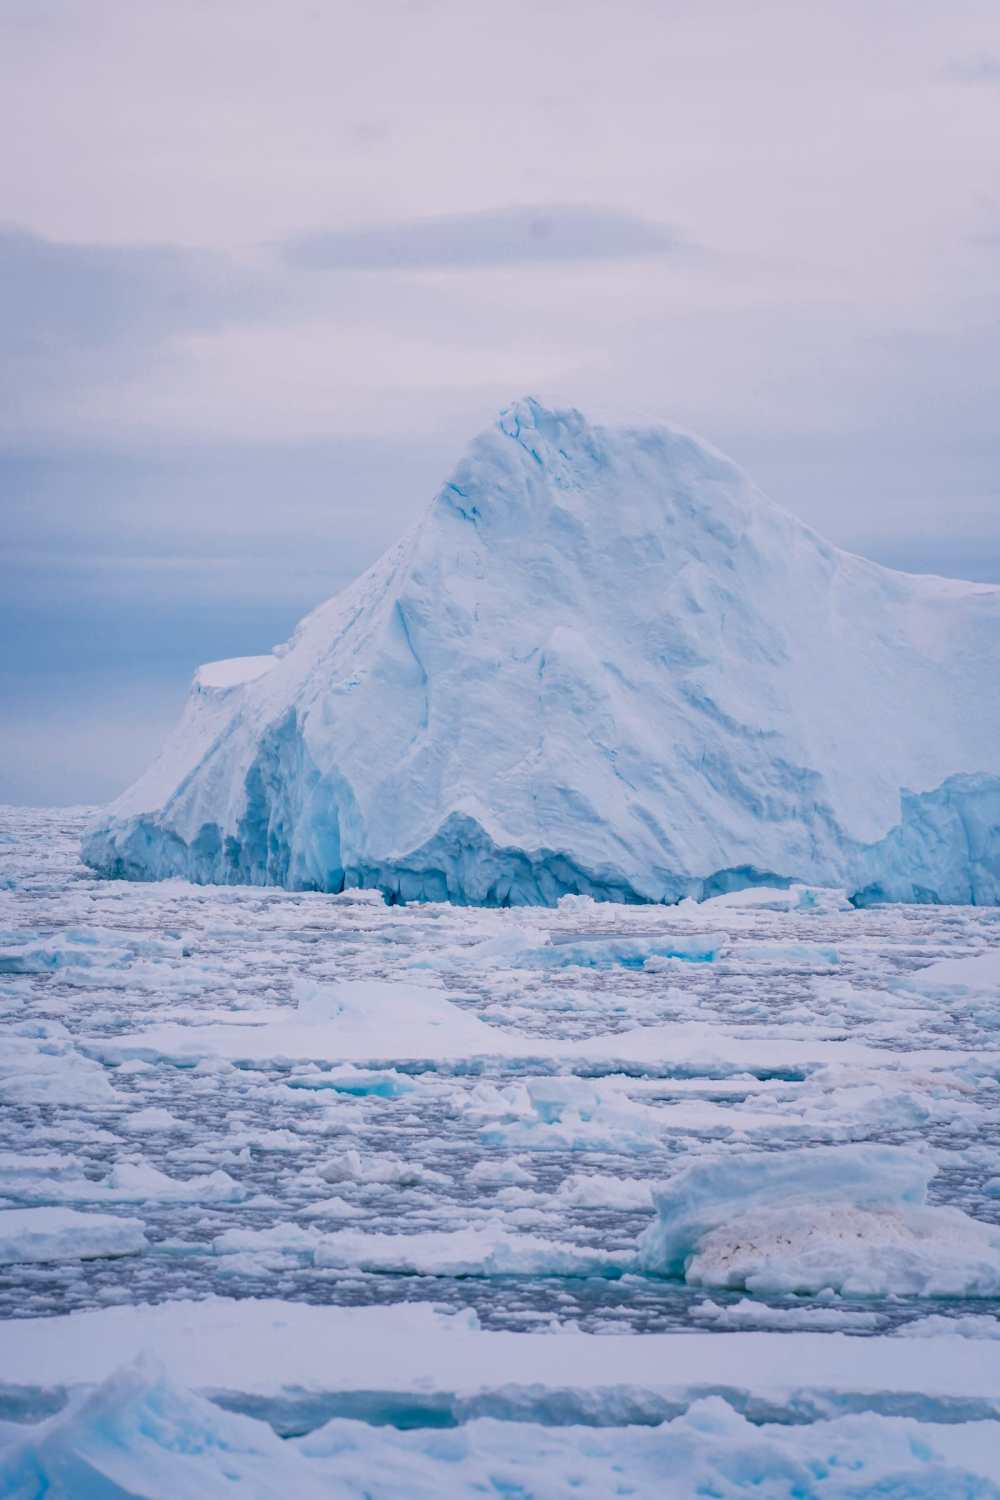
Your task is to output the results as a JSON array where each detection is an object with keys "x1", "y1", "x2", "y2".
[
  {"x1": 283, "y1": 204, "x2": 687, "y2": 269},
  {"x1": 2, "y1": 0, "x2": 999, "y2": 801},
  {"x1": 3, "y1": 0, "x2": 999, "y2": 454}
]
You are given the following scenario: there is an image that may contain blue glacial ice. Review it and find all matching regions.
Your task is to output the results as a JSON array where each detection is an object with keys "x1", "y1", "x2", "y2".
[
  {"x1": 5, "y1": 1355, "x2": 1000, "y2": 1499},
  {"x1": 82, "y1": 398, "x2": 1000, "y2": 906}
]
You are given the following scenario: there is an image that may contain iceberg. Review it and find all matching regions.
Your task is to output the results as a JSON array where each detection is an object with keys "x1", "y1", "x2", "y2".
[
  {"x1": 83, "y1": 398, "x2": 1000, "y2": 906},
  {"x1": 637, "y1": 1145, "x2": 1000, "y2": 1297}
]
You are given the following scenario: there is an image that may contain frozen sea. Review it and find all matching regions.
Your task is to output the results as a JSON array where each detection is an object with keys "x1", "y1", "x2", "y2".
[{"x1": 3, "y1": 804, "x2": 1000, "y2": 1496}]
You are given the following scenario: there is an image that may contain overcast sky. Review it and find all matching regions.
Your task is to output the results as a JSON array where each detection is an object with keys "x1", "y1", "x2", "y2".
[{"x1": 3, "y1": 0, "x2": 999, "y2": 803}]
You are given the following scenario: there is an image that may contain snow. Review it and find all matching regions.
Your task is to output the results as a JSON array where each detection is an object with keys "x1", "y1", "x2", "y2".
[
  {"x1": 8, "y1": 1296, "x2": 1000, "y2": 1415},
  {"x1": 677, "y1": 1201, "x2": 1000, "y2": 1298},
  {"x1": 81, "y1": 397, "x2": 1000, "y2": 907},
  {"x1": 897, "y1": 948, "x2": 1000, "y2": 997},
  {"x1": 0, "y1": 1207, "x2": 147, "y2": 1262},
  {"x1": 6, "y1": 1299, "x2": 1000, "y2": 1498},
  {"x1": 194, "y1": 654, "x2": 276, "y2": 690}
]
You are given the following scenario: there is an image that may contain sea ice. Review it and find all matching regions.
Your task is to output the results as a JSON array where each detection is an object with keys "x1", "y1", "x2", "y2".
[
  {"x1": 8, "y1": 1296, "x2": 1000, "y2": 1413},
  {"x1": 0, "y1": 1358, "x2": 332, "y2": 1500},
  {"x1": 124, "y1": 1106, "x2": 186, "y2": 1134},
  {"x1": 695, "y1": 884, "x2": 852, "y2": 914},
  {"x1": 5, "y1": 805, "x2": 1000, "y2": 1490},
  {"x1": 638, "y1": 1144, "x2": 1000, "y2": 1296},
  {"x1": 466, "y1": 1158, "x2": 534, "y2": 1187},
  {"x1": 897, "y1": 949, "x2": 1000, "y2": 999},
  {"x1": 553, "y1": 1173, "x2": 655, "y2": 1210},
  {"x1": 0, "y1": 926, "x2": 188, "y2": 975},
  {"x1": 213, "y1": 1220, "x2": 626, "y2": 1278},
  {"x1": 1, "y1": 1028, "x2": 118, "y2": 1108},
  {"x1": 0, "y1": 1207, "x2": 147, "y2": 1263},
  {"x1": 3, "y1": 1347, "x2": 1000, "y2": 1498},
  {"x1": 690, "y1": 1298, "x2": 883, "y2": 1332},
  {"x1": 897, "y1": 1314, "x2": 1000, "y2": 1339},
  {"x1": 0, "y1": 1158, "x2": 246, "y2": 1206},
  {"x1": 317, "y1": 1147, "x2": 447, "y2": 1188}
]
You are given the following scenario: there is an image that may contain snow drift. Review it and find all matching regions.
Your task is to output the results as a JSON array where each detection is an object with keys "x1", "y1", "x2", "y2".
[{"x1": 83, "y1": 398, "x2": 1000, "y2": 905}]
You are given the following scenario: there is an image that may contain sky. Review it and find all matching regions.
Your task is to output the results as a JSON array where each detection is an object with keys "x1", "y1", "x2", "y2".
[{"x1": 2, "y1": 0, "x2": 999, "y2": 805}]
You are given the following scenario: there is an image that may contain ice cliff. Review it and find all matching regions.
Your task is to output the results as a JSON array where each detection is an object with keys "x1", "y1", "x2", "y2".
[{"x1": 83, "y1": 398, "x2": 1000, "y2": 905}]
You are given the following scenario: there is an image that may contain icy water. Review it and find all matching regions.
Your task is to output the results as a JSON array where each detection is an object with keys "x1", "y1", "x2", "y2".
[{"x1": 2, "y1": 805, "x2": 1000, "y2": 1340}]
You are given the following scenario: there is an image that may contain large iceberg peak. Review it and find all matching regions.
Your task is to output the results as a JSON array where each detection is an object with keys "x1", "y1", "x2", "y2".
[
  {"x1": 435, "y1": 394, "x2": 609, "y2": 532},
  {"x1": 434, "y1": 394, "x2": 760, "y2": 568},
  {"x1": 83, "y1": 401, "x2": 1000, "y2": 905},
  {"x1": 491, "y1": 394, "x2": 737, "y2": 486},
  {"x1": 496, "y1": 394, "x2": 592, "y2": 452}
]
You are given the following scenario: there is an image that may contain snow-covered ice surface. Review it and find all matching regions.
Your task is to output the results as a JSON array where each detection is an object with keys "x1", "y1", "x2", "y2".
[
  {"x1": 82, "y1": 398, "x2": 1000, "y2": 908},
  {"x1": 4, "y1": 805, "x2": 1000, "y2": 1493}
]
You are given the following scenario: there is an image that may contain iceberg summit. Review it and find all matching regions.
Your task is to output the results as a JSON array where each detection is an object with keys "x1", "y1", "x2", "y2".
[{"x1": 83, "y1": 398, "x2": 1000, "y2": 906}]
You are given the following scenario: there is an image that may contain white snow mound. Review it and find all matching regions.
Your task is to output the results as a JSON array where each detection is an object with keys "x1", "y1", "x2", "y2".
[
  {"x1": 83, "y1": 397, "x2": 1000, "y2": 906},
  {"x1": 637, "y1": 1144, "x2": 1000, "y2": 1297}
]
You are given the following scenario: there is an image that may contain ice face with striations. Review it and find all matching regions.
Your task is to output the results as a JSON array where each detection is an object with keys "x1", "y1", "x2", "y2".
[{"x1": 83, "y1": 398, "x2": 1000, "y2": 906}]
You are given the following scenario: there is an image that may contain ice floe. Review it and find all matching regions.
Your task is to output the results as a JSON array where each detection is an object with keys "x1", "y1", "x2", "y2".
[
  {"x1": 638, "y1": 1144, "x2": 1000, "y2": 1296},
  {"x1": 0, "y1": 1157, "x2": 246, "y2": 1206},
  {"x1": 9, "y1": 1296, "x2": 1000, "y2": 1418},
  {"x1": 0, "y1": 1207, "x2": 147, "y2": 1263},
  {"x1": 1, "y1": 1026, "x2": 119, "y2": 1108}
]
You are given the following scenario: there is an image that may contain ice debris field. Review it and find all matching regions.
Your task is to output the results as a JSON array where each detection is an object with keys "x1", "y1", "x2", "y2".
[{"x1": 1, "y1": 807, "x2": 1000, "y2": 1494}]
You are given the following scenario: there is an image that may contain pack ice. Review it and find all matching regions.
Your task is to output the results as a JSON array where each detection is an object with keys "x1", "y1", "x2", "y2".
[{"x1": 82, "y1": 398, "x2": 1000, "y2": 905}]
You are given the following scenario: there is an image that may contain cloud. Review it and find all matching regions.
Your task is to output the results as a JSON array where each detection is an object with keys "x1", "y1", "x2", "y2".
[
  {"x1": 0, "y1": 227, "x2": 267, "y2": 354},
  {"x1": 0, "y1": 205, "x2": 684, "y2": 370},
  {"x1": 282, "y1": 205, "x2": 685, "y2": 271},
  {"x1": 3, "y1": 0, "x2": 1000, "y2": 804},
  {"x1": 945, "y1": 52, "x2": 1000, "y2": 82},
  {"x1": 0, "y1": 227, "x2": 298, "y2": 441},
  {"x1": 0, "y1": 213, "x2": 692, "y2": 443}
]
